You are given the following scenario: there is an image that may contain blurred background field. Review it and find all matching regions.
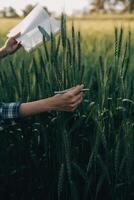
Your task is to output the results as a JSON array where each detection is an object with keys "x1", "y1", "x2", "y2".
[
  {"x1": 1, "y1": 14, "x2": 134, "y2": 36},
  {"x1": 1, "y1": 15, "x2": 134, "y2": 63}
]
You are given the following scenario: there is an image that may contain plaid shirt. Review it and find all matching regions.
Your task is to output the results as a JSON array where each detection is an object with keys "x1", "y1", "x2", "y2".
[{"x1": 0, "y1": 102, "x2": 21, "y2": 120}]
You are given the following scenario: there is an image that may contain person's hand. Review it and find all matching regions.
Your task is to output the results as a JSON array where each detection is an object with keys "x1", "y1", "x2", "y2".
[
  {"x1": 19, "y1": 85, "x2": 84, "y2": 118},
  {"x1": 2, "y1": 32, "x2": 21, "y2": 56},
  {"x1": 52, "y1": 85, "x2": 84, "y2": 112}
]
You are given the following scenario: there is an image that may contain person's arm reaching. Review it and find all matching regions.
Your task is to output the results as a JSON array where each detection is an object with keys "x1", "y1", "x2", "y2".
[
  {"x1": 0, "y1": 33, "x2": 21, "y2": 58},
  {"x1": 19, "y1": 85, "x2": 84, "y2": 118},
  {"x1": 0, "y1": 85, "x2": 83, "y2": 120}
]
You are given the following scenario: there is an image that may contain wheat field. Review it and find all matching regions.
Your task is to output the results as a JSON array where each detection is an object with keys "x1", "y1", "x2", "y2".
[
  {"x1": 0, "y1": 15, "x2": 134, "y2": 200},
  {"x1": 1, "y1": 15, "x2": 134, "y2": 35}
]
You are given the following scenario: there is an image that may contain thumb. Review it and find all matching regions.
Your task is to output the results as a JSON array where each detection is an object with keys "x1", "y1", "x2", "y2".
[{"x1": 12, "y1": 32, "x2": 21, "y2": 40}]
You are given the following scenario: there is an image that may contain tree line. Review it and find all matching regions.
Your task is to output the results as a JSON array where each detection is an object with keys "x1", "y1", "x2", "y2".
[{"x1": 0, "y1": 1, "x2": 134, "y2": 18}]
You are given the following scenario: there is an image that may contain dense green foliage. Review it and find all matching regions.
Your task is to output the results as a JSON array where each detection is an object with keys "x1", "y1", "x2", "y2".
[{"x1": 0, "y1": 16, "x2": 134, "y2": 200}]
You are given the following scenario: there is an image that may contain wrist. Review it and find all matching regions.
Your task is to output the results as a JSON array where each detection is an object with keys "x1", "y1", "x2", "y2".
[{"x1": 43, "y1": 96, "x2": 58, "y2": 111}]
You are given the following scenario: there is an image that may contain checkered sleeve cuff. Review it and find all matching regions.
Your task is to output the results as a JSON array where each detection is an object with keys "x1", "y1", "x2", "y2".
[{"x1": 0, "y1": 102, "x2": 21, "y2": 120}]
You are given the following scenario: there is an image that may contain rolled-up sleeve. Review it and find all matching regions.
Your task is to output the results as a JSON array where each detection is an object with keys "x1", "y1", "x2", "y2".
[{"x1": 0, "y1": 102, "x2": 21, "y2": 120}]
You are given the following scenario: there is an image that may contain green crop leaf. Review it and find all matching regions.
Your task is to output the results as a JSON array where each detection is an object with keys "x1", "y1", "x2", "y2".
[{"x1": 38, "y1": 25, "x2": 51, "y2": 41}]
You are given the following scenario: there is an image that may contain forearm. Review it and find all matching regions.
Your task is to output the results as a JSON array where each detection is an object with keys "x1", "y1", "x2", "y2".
[
  {"x1": 19, "y1": 96, "x2": 57, "y2": 118},
  {"x1": 0, "y1": 86, "x2": 83, "y2": 120}
]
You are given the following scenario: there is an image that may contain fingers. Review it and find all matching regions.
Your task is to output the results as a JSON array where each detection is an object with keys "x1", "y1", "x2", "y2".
[
  {"x1": 69, "y1": 84, "x2": 84, "y2": 96},
  {"x1": 13, "y1": 42, "x2": 21, "y2": 50},
  {"x1": 53, "y1": 85, "x2": 84, "y2": 112},
  {"x1": 12, "y1": 32, "x2": 21, "y2": 40},
  {"x1": 70, "y1": 92, "x2": 83, "y2": 104},
  {"x1": 7, "y1": 41, "x2": 21, "y2": 55},
  {"x1": 76, "y1": 93, "x2": 83, "y2": 105},
  {"x1": 70, "y1": 93, "x2": 83, "y2": 110},
  {"x1": 66, "y1": 87, "x2": 83, "y2": 112}
]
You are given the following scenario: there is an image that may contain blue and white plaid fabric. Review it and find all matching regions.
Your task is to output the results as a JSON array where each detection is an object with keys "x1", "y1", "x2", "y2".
[{"x1": 0, "y1": 102, "x2": 21, "y2": 120}]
